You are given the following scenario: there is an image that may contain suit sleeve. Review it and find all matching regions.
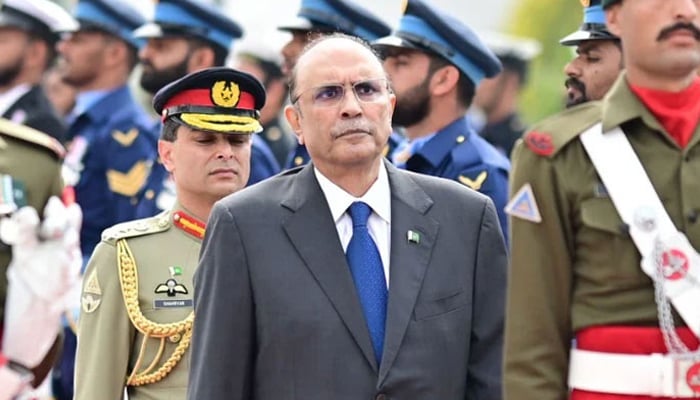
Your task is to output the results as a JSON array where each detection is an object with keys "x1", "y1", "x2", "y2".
[
  {"x1": 188, "y1": 203, "x2": 254, "y2": 400},
  {"x1": 74, "y1": 241, "x2": 134, "y2": 400},
  {"x1": 503, "y1": 142, "x2": 574, "y2": 400},
  {"x1": 466, "y1": 197, "x2": 507, "y2": 400}
]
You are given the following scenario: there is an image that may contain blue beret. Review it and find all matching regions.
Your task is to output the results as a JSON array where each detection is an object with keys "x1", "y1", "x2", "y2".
[
  {"x1": 374, "y1": 0, "x2": 501, "y2": 86},
  {"x1": 560, "y1": 0, "x2": 618, "y2": 46},
  {"x1": 278, "y1": 0, "x2": 391, "y2": 42},
  {"x1": 154, "y1": 67, "x2": 265, "y2": 135},
  {"x1": 70, "y1": 0, "x2": 146, "y2": 49},
  {"x1": 133, "y1": 0, "x2": 242, "y2": 53}
]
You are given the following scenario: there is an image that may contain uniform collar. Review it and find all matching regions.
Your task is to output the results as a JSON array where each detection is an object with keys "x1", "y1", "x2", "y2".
[
  {"x1": 601, "y1": 71, "x2": 664, "y2": 133},
  {"x1": 171, "y1": 201, "x2": 206, "y2": 240},
  {"x1": 413, "y1": 116, "x2": 472, "y2": 167}
]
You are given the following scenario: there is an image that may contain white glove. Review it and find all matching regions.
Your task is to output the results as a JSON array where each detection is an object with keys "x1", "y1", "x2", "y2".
[{"x1": 1, "y1": 196, "x2": 82, "y2": 368}]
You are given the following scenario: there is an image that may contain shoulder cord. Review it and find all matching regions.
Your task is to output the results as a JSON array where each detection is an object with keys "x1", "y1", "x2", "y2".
[{"x1": 116, "y1": 239, "x2": 193, "y2": 386}]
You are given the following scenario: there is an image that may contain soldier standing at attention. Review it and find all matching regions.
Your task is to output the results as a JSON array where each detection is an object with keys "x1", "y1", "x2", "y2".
[
  {"x1": 505, "y1": 0, "x2": 700, "y2": 398},
  {"x1": 374, "y1": 0, "x2": 511, "y2": 241},
  {"x1": 74, "y1": 67, "x2": 265, "y2": 400}
]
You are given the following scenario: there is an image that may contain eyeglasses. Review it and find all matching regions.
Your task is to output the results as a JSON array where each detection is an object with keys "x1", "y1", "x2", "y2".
[{"x1": 291, "y1": 78, "x2": 391, "y2": 107}]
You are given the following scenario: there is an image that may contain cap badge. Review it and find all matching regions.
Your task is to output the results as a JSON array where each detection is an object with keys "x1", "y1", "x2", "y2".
[
  {"x1": 400, "y1": 0, "x2": 408, "y2": 14},
  {"x1": 211, "y1": 80, "x2": 241, "y2": 108},
  {"x1": 580, "y1": 0, "x2": 591, "y2": 7}
]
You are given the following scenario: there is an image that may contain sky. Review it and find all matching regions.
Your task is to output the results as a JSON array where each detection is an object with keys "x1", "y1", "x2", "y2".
[{"x1": 220, "y1": 0, "x2": 514, "y2": 58}]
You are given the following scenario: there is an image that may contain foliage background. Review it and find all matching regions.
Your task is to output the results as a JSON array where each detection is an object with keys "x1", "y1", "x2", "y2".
[{"x1": 507, "y1": 0, "x2": 583, "y2": 124}]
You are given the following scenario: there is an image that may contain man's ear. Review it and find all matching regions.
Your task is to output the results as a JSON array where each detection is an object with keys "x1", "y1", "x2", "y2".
[
  {"x1": 158, "y1": 139, "x2": 175, "y2": 173},
  {"x1": 430, "y1": 65, "x2": 460, "y2": 97},
  {"x1": 606, "y1": 5, "x2": 623, "y2": 37},
  {"x1": 284, "y1": 104, "x2": 304, "y2": 145},
  {"x1": 187, "y1": 47, "x2": 215, "y2": 72}
]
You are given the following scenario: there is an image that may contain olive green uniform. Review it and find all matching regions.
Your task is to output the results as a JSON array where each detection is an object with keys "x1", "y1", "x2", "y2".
[
  {"x1": 0, "y1": 118, "x2": 64, "y2": 321},
  {"x1": 503, "y1": 72, "x2": 700, "y2": 399},
  {"x1": 74, "y1": 204, "x2": 203, "y2": 400}
]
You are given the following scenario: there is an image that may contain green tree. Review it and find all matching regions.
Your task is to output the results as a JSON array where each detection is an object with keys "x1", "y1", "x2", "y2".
[{"x1": 505, "y1": 0, "x2": 583, "y2": 124}]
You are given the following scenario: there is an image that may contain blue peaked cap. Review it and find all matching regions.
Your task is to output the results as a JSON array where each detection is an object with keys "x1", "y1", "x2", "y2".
[
  {"x1": 278, "y1": 0, "x2": 391, "y2": 42},
  {"x1": 133, "y1": 0, "x2": 242, "y2": 52},
  {"x1": 374, "y1": 0, "x2": 501, "y2": 86},
  {"x1": 71, "y1": 0, "x2": 146, "y2": 49},
  {"x1": 560, "y1": 0, "x2": 618, "y2": 46}
]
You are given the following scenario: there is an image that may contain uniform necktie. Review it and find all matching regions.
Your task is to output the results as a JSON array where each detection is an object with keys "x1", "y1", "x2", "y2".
[{"x1": 346, "y1": 201, "x2": 387, "y2": 366}]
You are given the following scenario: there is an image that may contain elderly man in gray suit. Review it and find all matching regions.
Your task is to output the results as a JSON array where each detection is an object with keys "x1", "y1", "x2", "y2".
[{"x1": 188, "y1": 33, "x2": 507, "y2": 400}]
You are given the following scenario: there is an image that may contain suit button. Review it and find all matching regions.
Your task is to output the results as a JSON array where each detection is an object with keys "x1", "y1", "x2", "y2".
[{"x1": 375, "y1": 394, "x2": 387, "y2": 400}]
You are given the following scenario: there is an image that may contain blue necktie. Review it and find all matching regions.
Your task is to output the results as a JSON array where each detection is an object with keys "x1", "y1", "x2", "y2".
[{"x1": 346, "y1": 201, "x2": 388, "y2": 365}]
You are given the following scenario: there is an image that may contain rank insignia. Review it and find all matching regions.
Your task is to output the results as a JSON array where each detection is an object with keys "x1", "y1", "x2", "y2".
[
  {"x1": 505, "y1": 183, "x2": 542, "y2": 223},
  {"x1": 458, "y1": 171, "x2": 488, "y2": 191},
  {"x1": 154, "y1": 278, "x2": 189, "y2": 297},
  {"x1": 211, "y1": 80, "x2": 240, "y2": 108},
  {"x1": 173, "y1": 211, "x2": 205, "y2": 239},
  {"x1": 0, "y1": 175, "x2": 27, "y2": 215}
]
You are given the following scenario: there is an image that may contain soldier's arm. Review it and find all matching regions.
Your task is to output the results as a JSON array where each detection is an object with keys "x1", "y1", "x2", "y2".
[
  {"x1": 74, "y1": 240, "x2": 134, "y2": 400},
  {"x1": 102, "y1": 126, "x2": 156, "y2": 223},
  {"x1": 503, "y1": 140, "x2": 575, "y2": 400}
]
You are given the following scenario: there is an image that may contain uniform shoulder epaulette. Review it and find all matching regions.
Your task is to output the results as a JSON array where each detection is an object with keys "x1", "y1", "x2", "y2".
[
  {"x1": 101, "y1": 210, "x2": 172, "y2": 245},
  {"x1": 0, "y1": 118, "x2": 65, "y2": 158},
  {"x1": 521, "y1": 101, "x2": 602, "y2": 158}
]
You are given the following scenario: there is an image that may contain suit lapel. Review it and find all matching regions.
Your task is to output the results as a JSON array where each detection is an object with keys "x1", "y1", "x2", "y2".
[
  {"x1": 379, "y1": 163, "x2": 439, "y2": 384},
  {"x1": 281, "y1": 164, "x2": 379, "y2": 371}
]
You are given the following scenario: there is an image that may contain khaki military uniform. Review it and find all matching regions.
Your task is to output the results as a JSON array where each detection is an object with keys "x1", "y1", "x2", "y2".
[
  {"x1": 503, "y1": 72, "x2": 700, "y2": 399},
  {"x1": 74, "y1": 204, "x2": 205, "y2": 400},
  {"x1": 0, "y1": 118, "x2": 64, "y2": 321}
]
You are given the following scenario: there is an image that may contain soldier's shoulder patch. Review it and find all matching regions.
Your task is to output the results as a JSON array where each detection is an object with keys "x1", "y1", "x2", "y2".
[
  {"x1": 523, "y1": 102, "x2": 601, "y2": 158},
  {"x1": 101, "y1": 210, "x2": 172, "y2": 244},
  {"x1": 81, "y1": 269, "x2": 102, "y2": 314},
  {"x1": 505, "y1": 183, "x2": 542, "y2": 223},
  {"x1": 0, "y1": 118, "x2": 65, "y2": 158},
  {"x1": 106, "y1": 160, "x2": 150, "y2": 197},
  {"x1": 458, "y1": 170, "x2": 488, "y2": 191}
]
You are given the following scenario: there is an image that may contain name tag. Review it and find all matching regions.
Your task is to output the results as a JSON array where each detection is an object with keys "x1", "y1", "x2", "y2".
[{"x1": 153, "y1": 299, "x2": 193, "y2": 309}]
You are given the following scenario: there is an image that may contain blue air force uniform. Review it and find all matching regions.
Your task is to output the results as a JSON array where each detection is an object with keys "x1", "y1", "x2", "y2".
[
  {"x1": 374, "y1": 0, "x2": 511, "y2": 241},
  {"x1": 279, "y1": 0, "x2": 392, "y2": 170},
  {"x1": 53, "y1": 1, "x2": 152, "y2": 399}
]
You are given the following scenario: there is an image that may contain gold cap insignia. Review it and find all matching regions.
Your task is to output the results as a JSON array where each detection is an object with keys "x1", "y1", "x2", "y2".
[
  {"x1": 580, "y1": 0, "x2": 591, "y2": 7},
  {"x1": 401, "y1": 0, "x2": 408, "y2": 14},
  {"x1": 211, "y1": 80, "x2": 241, "y2": 108}
]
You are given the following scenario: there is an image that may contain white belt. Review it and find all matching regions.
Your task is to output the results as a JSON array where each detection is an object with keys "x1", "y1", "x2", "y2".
[{"x1": 569, "y1": 348, "x2": 700, "y2": 397}]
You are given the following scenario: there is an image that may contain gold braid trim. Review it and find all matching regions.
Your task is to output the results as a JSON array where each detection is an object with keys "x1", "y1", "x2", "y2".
[{"x1": 116, "y1": 239, "x2": 194, "y2": 386}]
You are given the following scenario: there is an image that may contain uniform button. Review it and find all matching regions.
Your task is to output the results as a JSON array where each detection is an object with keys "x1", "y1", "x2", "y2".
[
  {"x1": 375, "y1": 394, "x2": 387, "y2": 400},
  {"x1": 688, "y1": 209, "x2": 699, "y2": 224}
]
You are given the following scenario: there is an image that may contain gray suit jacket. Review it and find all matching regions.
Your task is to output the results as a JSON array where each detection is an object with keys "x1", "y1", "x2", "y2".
[{"x1": 189, "y1": 162, "x2": 507, "y2": 400}]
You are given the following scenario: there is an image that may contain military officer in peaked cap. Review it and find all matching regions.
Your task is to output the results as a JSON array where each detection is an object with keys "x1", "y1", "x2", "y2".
[
  {"x1": 561, "y1": 0, "x2": 622, "y2": 107},
  {"x1": 0, "y1": 0, "x2": 77, "y2": 142},
  {"x1": 54, "y1": 0, "x2": 155, "y2": 397},
  {"x1": 278, "y1": 0, "x2": 402, "y2": 170},
  {"x1": 374, "y1": 0, "x2": 511, "y2": 241},
  {"x1": 134, "y1": 0, "x2": 279, "y2": 218},
  {"x1": 74, "y1": 67, "x2": 265, "y2": 400}
]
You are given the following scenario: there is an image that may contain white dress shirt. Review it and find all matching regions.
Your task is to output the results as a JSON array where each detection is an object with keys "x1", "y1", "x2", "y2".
[{"x1": 314, "y1": 163, "x2": 392, "y2": 287}]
